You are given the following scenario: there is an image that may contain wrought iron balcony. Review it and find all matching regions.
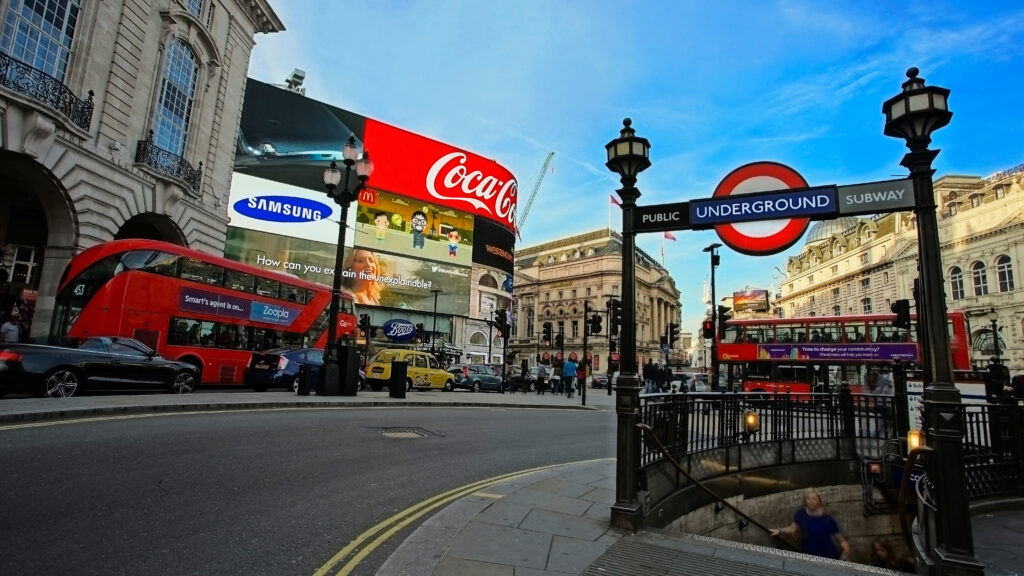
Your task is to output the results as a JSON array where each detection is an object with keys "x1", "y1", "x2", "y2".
[
  {"x1": 135, "y1": 130, "x2": 203, "y2": 194},
  {"x1": 0, "y1": 51, "x2": 93, "y2": 131}
]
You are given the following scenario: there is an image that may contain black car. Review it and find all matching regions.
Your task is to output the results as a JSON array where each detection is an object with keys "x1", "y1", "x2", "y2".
[
  {"x1": 0, "y1": 336, "x2": 199, "y2": 398},
  {"x1": 506, "y1": 366, "x2": 538, "y2": 392},
  {"x1": 245, "y1": 348, "x2": 365, "y2": 393}
]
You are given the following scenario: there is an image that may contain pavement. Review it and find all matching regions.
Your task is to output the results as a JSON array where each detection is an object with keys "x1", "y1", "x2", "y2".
[{"x1": 2, "y1": 387, "x2": 1022, "y2": 576}]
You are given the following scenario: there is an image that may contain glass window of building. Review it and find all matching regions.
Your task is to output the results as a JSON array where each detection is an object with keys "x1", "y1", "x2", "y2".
[
  {"x1": 832, "y1": 305, "x2": 841, "y2": 316},
  {"x1": 861, "y1": 278, "x2": 870, "y2": 291},
  {"x1": 996, "y1": 255, "x2": 1014, "y2": 292},
  {"x1": 970, "y1": 195, "x2": 981, "y2": 208},
  {"x1": 995, "y1": 185, "x2": 1006, "y2": 199},
  {"x1": 571, "y1": 320, "x2": 579, "y2": 338},
  {"x1": 949, "y1": 266, "x2": 965, "y2": 300},
  {"x1": 832, "y1": 288, "x2": 840, "y2": 300},
  {"x1": 972, "y1": 261, "x2": 989, "y2": 296},
  {"x1": 861, "y1": 298, "x2": 872, "y2": 314},
  {"x1": 152, "y1": 37, "x2": 198, "y2": 156},
  {"x1": 526, "y1": 309, "x2": 534, "y2": 337},
  {"x1": 1, "y1": 0, "x2": 81, "y2": 81},
  {"x1": 948, "y1": 204, "x2": 958, "y2": 217},
  {"x1": 187, "y1": 0, "x2": 203, "y2": 17}
]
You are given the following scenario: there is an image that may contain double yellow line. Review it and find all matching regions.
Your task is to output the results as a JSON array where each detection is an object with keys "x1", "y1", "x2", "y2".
[{"x1": 314, "y1": 459, "x2": 607, "y2": 576}]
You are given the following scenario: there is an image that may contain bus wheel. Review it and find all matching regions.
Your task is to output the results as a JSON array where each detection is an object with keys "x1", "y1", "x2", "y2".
[
  {"x1": 171, "y1": 371, "x2": 197, "y2": 394},
  {"x1": 443, "y1": 380, "x2": 453, "y2": 392},
  {"x1": 43, "y1": 368, "x2": 81, "y2": 398}
]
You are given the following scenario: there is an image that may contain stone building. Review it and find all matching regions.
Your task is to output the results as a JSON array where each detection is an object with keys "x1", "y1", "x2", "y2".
[
  {"x1": 509, "y1": 228, "x2": 682, "y2": 373},
  {"x1": 0, "y1": 0, "x2": 282, "y2": 339},
  {"x1": 774, "y1": 162, "x2": 1024, "y2": 371}
]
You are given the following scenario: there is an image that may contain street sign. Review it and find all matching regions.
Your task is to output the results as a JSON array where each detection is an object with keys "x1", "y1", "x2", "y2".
[
  {"x1": 837, "y1": 178, "x2": 915, "y2": 215},
  {"x1": 633, "y1": 201, "x2": 690, "y2": 233},
  {"x1": 709, "y1": 161, "x2": 813, "y2": 256},
  {"x1": 690, "y1": 185, "x2": 838, "y2": 227}
]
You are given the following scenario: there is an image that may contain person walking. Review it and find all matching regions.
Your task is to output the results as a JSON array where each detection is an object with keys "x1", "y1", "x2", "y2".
[
  {"x1": 1, "y1": 313, "x2": 19, "y2": 343},
  {"x1": 642, "y1": 359, "x2": 655, "y2": 394},
  {"x1": 536, "y1": 363, "x2": 548, "y2": 395},
  {"x1": 562, "y1": 357, "x2": 577, "y2": 398},
  {"x1": 870, "y1": 368, "x2": 895, "y2": 437},
  {"x1": 770, "y1": 489, "x2": 851, "y2": 561}
]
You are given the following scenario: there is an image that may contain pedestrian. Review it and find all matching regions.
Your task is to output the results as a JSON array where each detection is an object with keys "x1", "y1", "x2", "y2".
[
  {"x1": 562, "y1": 357, "x2": 577, "y2": 398},
  {"x1": 870, "y1": 538, "x2": 914, "y2": 571},
  {"x1": 1010, "y1": 375, "x2": 1024, "y2": 400},
  {"x1": 870, "y1": 369, "x2": 894, "y2": 437},
  {"x1": 643, "y1": 359, "x2": 656, "y2": 394},
  {"x1": 576, "y1": 361, "x2": 586, "y2": 395},
  {"x1": 1, "y1": 313, "x2": 19, "y2": 343},
  {"x1": 536, "y1": 363, "x2": 548, "y2": 395},
  {"x1": 770, "y1": 489, "x2": 851, "y2": 561}
]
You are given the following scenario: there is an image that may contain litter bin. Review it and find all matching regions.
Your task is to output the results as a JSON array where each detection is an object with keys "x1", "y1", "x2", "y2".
[
  {"x1": 389, "y1": 360, "x2": 407, "y2": 399},
  {"x1": 297, "y1": 364, "x2": 314, "y2": 396}
]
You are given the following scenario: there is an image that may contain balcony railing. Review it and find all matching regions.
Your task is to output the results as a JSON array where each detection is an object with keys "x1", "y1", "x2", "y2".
[
  {"x1": 0, "y1": 51, "x2": 93, "y2": 131},
  {"x1": 135, "y1": 130, "x2": 203, "y2": 194}
]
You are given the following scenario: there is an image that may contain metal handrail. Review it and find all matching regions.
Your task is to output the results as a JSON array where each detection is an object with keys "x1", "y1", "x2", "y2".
[
  {"x1": 636, "y1": 422, "x2": 799, "y2": 551},
  {"x1": 0, "y1": 51, "x2": 93, "y2": 130}
]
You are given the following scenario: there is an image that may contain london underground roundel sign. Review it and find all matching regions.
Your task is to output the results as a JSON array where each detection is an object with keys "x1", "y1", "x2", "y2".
[{"x1": 712, "y1": 162, "x2": 810, "y2": 256}]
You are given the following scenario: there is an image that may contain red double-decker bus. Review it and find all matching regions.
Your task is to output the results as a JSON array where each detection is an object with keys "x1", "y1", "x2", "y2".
[
  {"x1": 716, "y1": 311, "x2": 972, "y2": 394},
  {"x1": 48, "y1": 239, "x2": 357, "y2": 387}
]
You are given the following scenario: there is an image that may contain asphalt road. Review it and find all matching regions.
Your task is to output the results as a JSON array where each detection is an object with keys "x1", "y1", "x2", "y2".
[{"x1": 0, "y1": 405, "x2": 616, "y2": 576}]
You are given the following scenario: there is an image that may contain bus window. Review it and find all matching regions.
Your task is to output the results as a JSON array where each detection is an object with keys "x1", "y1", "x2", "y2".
[
  {"x1": 776, "y1": 324, "x2": 799, "y2": 343},
  {"x1": 256, "y1": 277, "x2": 280, "y2": 299},
  {"x1": 224, "y1": 269, "x2": 256, "y2": 293},
  {"x1": 843, "y1": 324, "x2": 864, "y2": 343},
  {"x1": 723, "y1": 325, "x2": 742, "y2": 343},
  {"x1": 280, "y1": 284, "x2": 305, "y2": 304},
  {"x1": 250, "y1": 326, "x2": 278, "y2": 351},
  {"x1": 181, "y1": 258, "x2": 224, "y2": 286},
  {"x1": 819, "y1": 324, "x2": 840, "y2": 342},
  {"x1": 197, "y1": 321, "x2": 217, "y2": 346},
  {"x1": 217, "y1": 324, "x2": 241, "y2": 349}
]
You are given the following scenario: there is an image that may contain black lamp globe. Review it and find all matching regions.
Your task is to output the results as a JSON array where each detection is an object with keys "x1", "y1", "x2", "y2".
[
  {"x1": 605, "y1": 118, "x2": 651, "y2": 189},
  {"x1": 882, "y1": 67, "x2": 952, "y2": 150}
]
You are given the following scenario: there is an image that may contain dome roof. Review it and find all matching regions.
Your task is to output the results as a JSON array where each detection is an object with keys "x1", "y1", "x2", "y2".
[{"x1": 804, "y1": 217, "x2": 859, "y2": 245}]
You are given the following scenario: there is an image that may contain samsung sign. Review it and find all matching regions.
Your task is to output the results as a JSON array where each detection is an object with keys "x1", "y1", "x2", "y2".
[
  {"x1": 383, "y1": 319, "x2": 417, "y2": 342},
  {"x1": 233, "y1": 195, "x2": 333, "y2": 223}
]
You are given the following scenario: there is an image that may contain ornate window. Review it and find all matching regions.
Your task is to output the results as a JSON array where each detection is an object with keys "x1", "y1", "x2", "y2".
[
  {"x1": 861, "y1": 298, "x2": 872, "y2": 314},
  {"x1": 972, "y1": 261, "x2": 988, "y2": 296},
  {"x1": 832, "y1": 305, "x2": 841, "y2": 316},
  {"x1": 526, "y1": 309, "x2": 534, "y2": 338},
  {"x1": 996, "y1": 255, "x2": 1015, "y2": 292},
  {"x1": 152, "y1": 37, "x2": 198, "y2": 156},
  {"x1": 949, "y1": 266, "x2": 965, "y2": 300},
  {"x1": 1, "y1": 0, "x2": 81, "y2": 81},
  {"x1": 187, "y1": 0, "x2": 203, "y2": 17}
]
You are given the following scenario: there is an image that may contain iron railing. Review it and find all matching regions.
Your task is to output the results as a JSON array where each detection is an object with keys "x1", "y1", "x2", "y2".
[
  {"x1": 135, "y1": 130, "x2": 203, "y2": 194},
  {"x1": 0, "y1": 51, "x2": 93, "y2": 131}
]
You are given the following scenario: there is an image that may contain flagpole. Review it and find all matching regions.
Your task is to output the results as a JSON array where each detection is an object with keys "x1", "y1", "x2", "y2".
[
  {"x1": 660, "y1": 237, "x2": 665, "y2": 266},
  {"x1": 607, "y1": 196, "x2": 611, "y2": 231}
]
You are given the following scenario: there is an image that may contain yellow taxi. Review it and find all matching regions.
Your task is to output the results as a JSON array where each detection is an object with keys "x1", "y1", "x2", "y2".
[{"x1": 365, "y1": 349, "x2": 454, "y2": 391}]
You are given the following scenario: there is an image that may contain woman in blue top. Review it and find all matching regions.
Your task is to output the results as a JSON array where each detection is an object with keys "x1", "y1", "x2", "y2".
[{"x1": 770, "y1": 490, "x2": 851, "y2": 560}]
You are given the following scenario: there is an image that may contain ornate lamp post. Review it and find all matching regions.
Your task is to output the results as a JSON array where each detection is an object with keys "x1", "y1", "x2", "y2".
[
  {"x1": 883, "y1": 68, "x2": 982, "y2": 574},
  {"x1": 431, "y1": 288, "x2": 443, "y2": 356},
  {"x1": 988, "y1": 307, "x2": 1001, "y2": 362},
  {"x1": 322, "y1": 135, "x2": 373, "y2": 396},
  {"x1": 703, "y1": 243, "x2": 722, "y2": 389},
  {"x1": 605, "y1": 118, "x2": 650, "y2": 531}
]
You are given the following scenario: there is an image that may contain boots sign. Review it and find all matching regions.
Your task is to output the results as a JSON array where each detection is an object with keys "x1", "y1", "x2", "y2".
[{"x1": 630, "y1": 161, "x2": 915, "y2": 256}]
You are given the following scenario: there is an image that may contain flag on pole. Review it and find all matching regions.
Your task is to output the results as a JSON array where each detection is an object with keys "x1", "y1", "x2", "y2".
[
  {"x1": 610, "y1": 194, "x2": 622, "y2": 207},
  {"x1": 664, "y1": 231, "x2": 677, "y2": 241}
]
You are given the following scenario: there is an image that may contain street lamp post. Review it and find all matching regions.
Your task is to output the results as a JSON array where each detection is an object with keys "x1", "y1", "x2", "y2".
[
  {"x1": 883, "y1": 67, "x2": 982, "y2": 574},
  {"x1": 703, "y1": 243, "x2": 722, "y2": 389},
  {"x1": 431, "y1": 289, "x2": 443, "y2": 356},
  {"x1": 322, "y1": 135, "x2": 373, "y2": 396},
  {"x1": 605, "y1": 118, "x2": 651, "y2": 531},
  {"x1": 988, "y1": 307, "x2": 1000, "y2": 362}
]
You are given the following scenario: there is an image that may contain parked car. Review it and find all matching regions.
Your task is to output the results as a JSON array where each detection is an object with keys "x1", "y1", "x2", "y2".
[
  {"x1": 365, "y1": 349, "x2": 453, "y2": 391},
  {"x1": 506, "y1": 366, "x2": 537, "y2": 392},
  {"x1": 448, "y1": 363, "x2": 505, "y2": 392},
  {"x1": 244, "y1": 347, "x2": 365, "y2": 393},
  {"x1": 590, "y1": 372, "x2": 610, "y2": 389},
  {"x1": 0, "y1": 336, "x2": 199, "y2": 398}
]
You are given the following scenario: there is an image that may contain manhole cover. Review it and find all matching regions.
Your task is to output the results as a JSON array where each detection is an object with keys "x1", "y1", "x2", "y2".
[{"x1": 379, "y1": 427, "x2": 431, "y2": 438}]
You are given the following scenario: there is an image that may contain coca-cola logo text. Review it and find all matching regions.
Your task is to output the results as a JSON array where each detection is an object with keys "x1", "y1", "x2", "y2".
[{"x1": 426, "y1": 152, "x2": 518, "y2": 228}]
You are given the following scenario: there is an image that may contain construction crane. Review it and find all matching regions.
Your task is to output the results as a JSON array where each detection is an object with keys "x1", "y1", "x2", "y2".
[{"x1": 515, "y1": 151, "x2": 555, "y2": 238}]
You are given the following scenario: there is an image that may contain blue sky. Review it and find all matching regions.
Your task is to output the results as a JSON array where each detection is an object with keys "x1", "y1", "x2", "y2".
[{"x1": 248, "y1": 1, "x2": 1024, "y2": 336}]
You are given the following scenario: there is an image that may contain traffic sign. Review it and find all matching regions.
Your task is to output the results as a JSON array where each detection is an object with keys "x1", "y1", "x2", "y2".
[
  {"x1": 837, "y1": 178, "x2": 915, "y2": 215},
  {"x1": 633, "y1": 202, "x2": 690, "y2": 233},
  {"x1": 709, "y1": 162, "x2": 812, "y2": 256}
]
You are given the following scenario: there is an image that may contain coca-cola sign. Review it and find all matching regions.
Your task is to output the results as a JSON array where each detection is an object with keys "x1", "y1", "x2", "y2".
[{"x1": 363, "y1": 120, "x2": 518, "y2": 231}]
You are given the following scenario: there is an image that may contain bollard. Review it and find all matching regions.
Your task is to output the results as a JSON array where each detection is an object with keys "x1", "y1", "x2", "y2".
[{"x1": 297, "y1": 364, "x2": 311, "y2": 396}]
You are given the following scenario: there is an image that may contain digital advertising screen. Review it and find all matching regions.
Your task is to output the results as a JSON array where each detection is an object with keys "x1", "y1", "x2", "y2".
[{"x1": 225, "y1": 78, "x2": 516, "y2": 316}]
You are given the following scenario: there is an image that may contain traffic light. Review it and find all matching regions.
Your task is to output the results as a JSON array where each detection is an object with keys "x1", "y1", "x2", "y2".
[
  {"x1": 358, "y1": 313, "x2": 371, "y2": 332},
  {"x1": 660, "y1": 335, "x2": 668, "y2": 348},
  {"x1": 495, "y1": 309, "x2": 507, "y2": 329},
  {"x1": 555, "y1": 332, "x2": 564, "y2": 348},
  {"x1": 891, "y1": 299, "x2": 911, "y2": 329},
  {"x1": 609, "y1": 340, "x2": 617, "y2": 353},
  {"x1": 542, "y1": 322, "x2": 553, "y2": 344},
  {"x1": 717, "y1": 305, "x2": 732, "y2": 336},
  {"x1": 701, "y1": 320, "x2": 714, "y2": 339},
  {"x1": 668, "y1": 323, "x2": 680, "y2": 347},
  {"x1": 609, "y1": 298, "x2": 623, "y2": 336},
  {"x1": 590, "y1": 313, "x2": 602, "y2": 335},
  {"x1": 415, "y1": 322, "x2": 425, "y2": 341}
]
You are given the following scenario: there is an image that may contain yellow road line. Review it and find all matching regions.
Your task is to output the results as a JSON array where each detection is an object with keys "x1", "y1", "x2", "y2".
[{"x1": 314, "y1": 458, "x2": 611, "y2": 576}]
